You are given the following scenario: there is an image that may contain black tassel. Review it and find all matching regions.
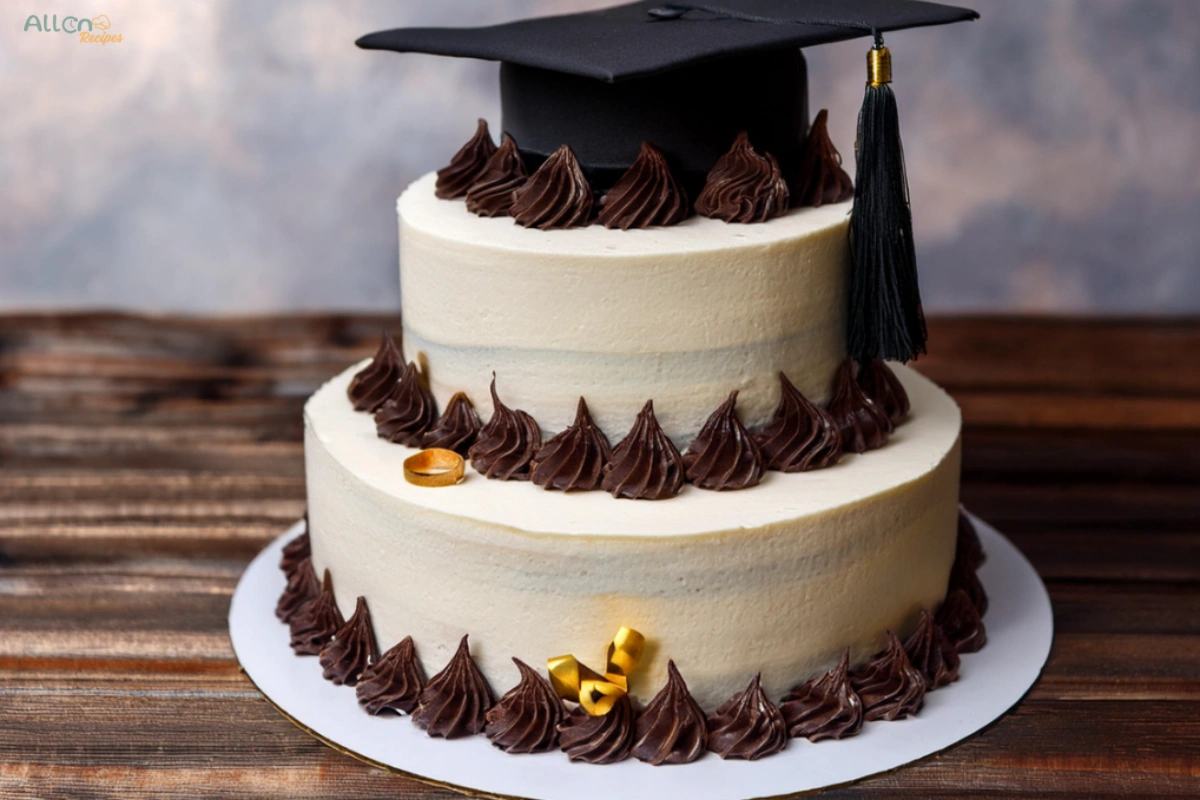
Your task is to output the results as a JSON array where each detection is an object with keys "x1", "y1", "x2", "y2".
[{"x1": 848, "y1": 39, "x2": 926, "y2": 364}]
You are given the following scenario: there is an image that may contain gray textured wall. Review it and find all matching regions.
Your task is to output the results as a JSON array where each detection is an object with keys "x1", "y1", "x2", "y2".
[{"x1": 2, "y1": 0, "x2": 1197, "y2": 312}]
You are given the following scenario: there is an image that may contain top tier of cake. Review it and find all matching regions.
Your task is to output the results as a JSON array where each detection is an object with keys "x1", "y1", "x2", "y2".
[{"x1": 398, "y1": 171, "x2": 852, "y2": 445}]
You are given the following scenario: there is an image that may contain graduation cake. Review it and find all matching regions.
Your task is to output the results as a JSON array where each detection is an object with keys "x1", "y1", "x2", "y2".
[{"x1": 281, "y1": 0, "x2": 989, "y2": 765}]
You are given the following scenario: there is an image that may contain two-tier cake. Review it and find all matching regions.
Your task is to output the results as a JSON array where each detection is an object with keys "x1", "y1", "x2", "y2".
[{"x1": 275, "y1": 0, "x2": 988, "y2": 766}]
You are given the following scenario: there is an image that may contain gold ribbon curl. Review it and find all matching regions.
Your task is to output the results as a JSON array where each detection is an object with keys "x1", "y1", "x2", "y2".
[{"x1": 547, "y1": 627, "x2": 645, "y2": 716}]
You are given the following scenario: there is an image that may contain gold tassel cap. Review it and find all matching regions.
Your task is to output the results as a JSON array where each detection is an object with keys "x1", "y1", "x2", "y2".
[{"x1": 867, "y1": 45, "x2": 892, "y2": 86}]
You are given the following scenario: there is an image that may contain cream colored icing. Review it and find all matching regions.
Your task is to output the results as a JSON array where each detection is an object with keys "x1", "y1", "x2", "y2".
[
  {"x1": 398, "y1": 172, "x2": 852, "y2": 446},
  {"x1": 305, "y1": 362, "x2": 962, "y2": 708}
]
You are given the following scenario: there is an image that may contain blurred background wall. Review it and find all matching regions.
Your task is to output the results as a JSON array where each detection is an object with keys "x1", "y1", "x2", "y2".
[{"x1": 2, "y1": 0, "x2": 1198, "y2": 313}]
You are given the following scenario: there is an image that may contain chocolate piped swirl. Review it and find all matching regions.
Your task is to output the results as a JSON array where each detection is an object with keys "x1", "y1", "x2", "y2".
[
  {"x1": 948, "y1": 514, "x2": 989, "y2": 616},
  {"x1": 485, "y1": 658, "x2": 564, "y2": 754},
  {"x1": 707, "y1": 673, "x2": 788, "y2": 760},
  {"x1": 356, "y1": 636, "x2": 426, "y2": 715},
  {"x1": 694, "y1": 131, "x2": 790, "y2": 223},
  {"x1": 794, "y1": 109, "x2": 855, "y2": 208},
  {"x1": 956, "y1": 507, "x2": 985, "y2": 570},
  {"x1": 436, "y1": 118, "x2": 497, "y2": 199},
  {"x1": 632, "y1": 661, "x2": 708, "y2": 765},
  {"x1": 598, "y1": 142, "x2": 689, "y2": 230},
  {"x1": 557, "y1": 693, "x2": 635, "y2": 764},
  {"x1": 275, "y1": 555, "x2": 319, "y2": 623},
  {"x1": 850, "y1": 632, "x2": 927, "y2": 721},
  {"x1": 374, "y1": 362, "x2": 438, "y2": 447},
  {"x1": 347, "y1": 331, "x2": 404, "y2": 413},
  {"x1": 602, "y1": 400, "x2": 686, "y2": 500},
  {"x1": 289, "y1": 569, "x2": 344, "y2": 656},
  {"x1": 530, "y1": 397, "x2": 611, "y2": 492},
  {"x1": 949, "y1": 553, "x2": 989, "y2": 617},
  {"x1": 279, "y1": 531, "x2": 310, "y2": 579},
  {"x1": 468, "y1": 377, "x2": 542, "y2": 480},
  {"x1": 466, "y1": 134, "x2": 528, "y2": 217},
  {"x1": 857, "y1": 358, "x2": 910, "y2": 425},
  {"x1": 683, "y1": 390, "x2": 764, "y2": 490},
  {"x1": 756, "y1": 372, "x2": 843, "y2": 472},
  {"x1": 780, "y1": 650, "x2": 863, "y2": 742},
  {"x1": 511, "y1": 144, "x2": 594, "y2": 229},
  {"x1": 903, "y1": 609, "x2": 960, "y2": 690},
  {"x1": 828, "y1": 360, "x2": 893, "y2": 454},
  {"x1": 413, "y1": 635, "x2": 495, "y2": 739},
  {"x1": 319, "y1": 596, "x2": 379, "y2": 687},
  {"x1": 421, "y1": 391, "x2": 482, "y2": 455},
  {"x1": 937, "y1": 588, "x2": 988, "y2": 654}
]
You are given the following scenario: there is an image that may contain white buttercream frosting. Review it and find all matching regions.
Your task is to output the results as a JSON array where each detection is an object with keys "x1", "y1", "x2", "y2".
[
  {"x1": 398, "y1": 172, "x2": 853, "y2": 445},
  {"x1": 305, "y1": 362, "x2": 962, "y2": 708}
]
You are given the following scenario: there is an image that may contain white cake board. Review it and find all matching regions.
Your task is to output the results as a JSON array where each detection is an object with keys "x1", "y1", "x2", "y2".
[{"x1": 230, "y1": 513, "x2": 1052, "y2": 800}]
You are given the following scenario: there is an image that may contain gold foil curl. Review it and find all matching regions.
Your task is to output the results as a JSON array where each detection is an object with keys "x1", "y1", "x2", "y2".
[{"x1": 548, "y1": 627, "x2": 645, "y2": 716}]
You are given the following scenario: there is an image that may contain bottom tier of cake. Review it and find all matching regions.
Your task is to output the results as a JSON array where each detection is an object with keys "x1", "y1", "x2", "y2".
[{"x1": 303, "y1": 362, "x2": 962, "y2": 709}]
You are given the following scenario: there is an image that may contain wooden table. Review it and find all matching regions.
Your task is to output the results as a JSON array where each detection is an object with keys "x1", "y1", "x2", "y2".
[{"x1": 2, "y1": 313, "x2": 1198, "y2": 798}]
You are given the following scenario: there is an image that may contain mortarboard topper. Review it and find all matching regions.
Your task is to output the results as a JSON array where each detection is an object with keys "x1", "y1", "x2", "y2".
[{"x1": 358, "y1": 0, "x2": 980, "y2": 364}]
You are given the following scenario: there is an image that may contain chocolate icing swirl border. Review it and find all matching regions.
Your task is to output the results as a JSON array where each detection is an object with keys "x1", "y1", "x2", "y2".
[
  {"x1": 683, "y1": 390, "x2": 764, "y2": 491},
  {"x1": 275, "y1": 555, "x2": 319, "y2": 624},
  {"x1": 849, "y1": 631, "x2": 927, "y2": 722},
  {"x1": 828, "y1": 359, "x2": 894, "y2": 454},
  {"x1": 510, "y1": 143, "x2": 595, "y2": 229},
  {"x1": 598, "y1": 141, "x2": 690, "y2": 230},
  {"x1": 780, "y1": 649, "x2": 864, "y2": 742},
  {"x1": 694, "y1": 131, "x2": 790, "y2": 224},
  {"x1": 373, "y1": 361, "x2": 438, "y2": 447},
  {"x1": 319, "y1": 595, "x2": 380, "y2": 687},
  {"x1": 707, "y1": 673, "x2": 788, "y2": 760},
  {"x1": 793, "y1": 108, "x2": 855, "y2": 208},
  {"x1": 631, "y1": 660, "x2": 708, "y2": 765},
  {"x1": 356, "y1": 635, "x2": 427, "y2": 715},
  {"x1": 412, "y1": 635, "x2": 495, "y2": 739},
  {"x1": 557, "y1": 693, "x2": 636, "y2": 764},
  {"x1": 346, "y1": 331, "x2": 404, "y2": 413},
  {"x1": 485, "y1": 658, "x2": 565, "y2": 754},
  {"x1": 602, "y1": 399, "x2": 686, "y2": 500},
  {"x1": 466, "y1": 134, "x2": 528, "y2": 217},
  {"x1": 468, "y1": 376, "x2": 542, "y2": 481},
  {"x1": 857, "y1": 358, "x2": 911, "y2": 425},
  {"x1": 288, "y1": 569, "x2": 344, "y2": 656},
  {"x1": 903, "y1": 609, "x2": 960, "y2": 690},
  {"x1": 756, "y1": 371, "x2": 843, "y2": 472},
  {"x1": 436, "y1": 118, "x2": 497, "y2": 200},
  {"x1": 277, "y1": 538, "x2": 992, "y2": 764},
  {"x1": 937, "y1": 588, "x2": 988, "y2": 654},
  {"x1": 530, "y1": 396, "x2": 612, "y2": 492},
  {"x1": 279, "y1": 530, "x2": 310, "y2": 578},
  {"x1": 421, "y1": 391, "x2": 482, "y2": 455}
]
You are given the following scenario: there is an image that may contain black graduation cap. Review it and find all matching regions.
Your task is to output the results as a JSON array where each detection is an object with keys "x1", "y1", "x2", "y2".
[
  {"x1": 358, "y1": 1, "x2": 975, "y2": 183},
  {"x1": 358, "y1": 0, "x2": 980, "y2": 364}
]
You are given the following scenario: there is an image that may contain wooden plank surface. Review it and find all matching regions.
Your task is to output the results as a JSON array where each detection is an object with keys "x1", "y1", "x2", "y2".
[{"x1": 1, "y1": 312, "x2": 1199, "y2": 799}]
